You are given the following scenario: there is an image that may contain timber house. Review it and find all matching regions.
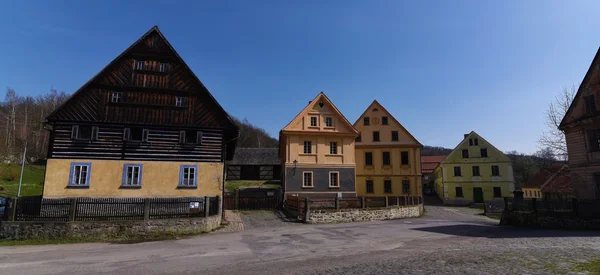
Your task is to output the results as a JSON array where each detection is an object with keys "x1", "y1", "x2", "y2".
[{"x1": 43, "y1": 26, "x2": 239, "y2": 198}]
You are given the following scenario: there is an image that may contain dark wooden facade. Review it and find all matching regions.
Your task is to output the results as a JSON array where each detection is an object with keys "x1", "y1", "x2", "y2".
[
  {"x1": 226, "y1": 148, "x2": 281, "y2": 180},
  {"x1": 45, "y1": 26, "x2": 238, "y2": 162}
]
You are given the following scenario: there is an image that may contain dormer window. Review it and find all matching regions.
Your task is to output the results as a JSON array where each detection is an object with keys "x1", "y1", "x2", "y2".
[
  {"x1": 175, "y1": 96, "x2": 186, "y2": 107},
  {"x1": 111, "y1": 92, "x2": 122, "y2": 103},
  {"x1": 159, "y1": 63, "x2": 169, "y2": 73},
  {"x1": 135, "y1": 60, "x2": 145, "y2": 70}
]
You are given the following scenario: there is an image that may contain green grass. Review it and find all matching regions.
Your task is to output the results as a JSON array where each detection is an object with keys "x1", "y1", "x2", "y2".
[
  {"x1": 0, "y1": 164, "x2": 45, "y2": 197},
  {"x1": 225, "y1": 180, "x2": 281, "y2": 191},
  {"x1": 573, "y1": 257, "x2": 600, "y2": 274}
]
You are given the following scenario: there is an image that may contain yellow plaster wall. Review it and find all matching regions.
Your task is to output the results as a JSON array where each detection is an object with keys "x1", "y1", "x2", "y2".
[
  {"x1": 284, "y1": 134, "x2": 356, "y2": 166},
  {"x1": 43, "y1": 159, "x2": 223, "y2": 198},
  {"x1": 355, "y1": 147, "x2": 421, "y2": 176},
  {"x1": 356, "y1": 175, "x2": 421, "y2": 196},
  {"x1": 523, "y1": 188, "x2": 543, "y2": 198}
]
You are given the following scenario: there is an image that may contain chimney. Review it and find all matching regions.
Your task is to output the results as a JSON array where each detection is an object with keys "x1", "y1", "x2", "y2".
[{"x1": 464, "y1": 134, "x2": 470, "y2": 139}]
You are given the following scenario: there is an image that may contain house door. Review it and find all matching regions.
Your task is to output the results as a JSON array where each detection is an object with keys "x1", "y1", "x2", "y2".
[{"x1": 473, "y1": 187, "x2": 484, "y2": 203}]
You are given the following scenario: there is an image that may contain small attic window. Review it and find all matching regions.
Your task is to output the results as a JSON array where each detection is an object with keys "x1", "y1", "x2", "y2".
[
  {"x1": 159, "y1": 63, "x2": 169, "y2": 73},
  {"x1": 111, "y1": 92, "x2": 122, "y2": 103},
  {"x1": 372, "y1": 108, "x2": 379, "y2": 112},
  {"x1": 135, "y1": 60, "x2": 145, "y2": 70}
]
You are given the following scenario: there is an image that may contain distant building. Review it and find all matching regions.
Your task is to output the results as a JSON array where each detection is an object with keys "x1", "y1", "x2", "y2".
[
  {"x1": 421, "y1": 156, "x2": 446, "y2": 191},
  {"x1": 433, "y1": 131, "x2": 515, "y2": 205},
  {"x1": 279, "y1": 92, "x2": 359, "y2": 198},
  {"x1": 559, "y1": 47, "x2": 600, "y2": 199},
  {"x1": 353, "y1": 100, "x2": 423, "y2": 197},
  {"x1": 226, "y1": 148, "x2": 281, "y2": 181}
]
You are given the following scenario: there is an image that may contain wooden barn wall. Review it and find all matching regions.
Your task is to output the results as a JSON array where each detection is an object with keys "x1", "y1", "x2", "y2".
[{"x1": 49, "y1": 122, "x2": 224, "y2": 162}]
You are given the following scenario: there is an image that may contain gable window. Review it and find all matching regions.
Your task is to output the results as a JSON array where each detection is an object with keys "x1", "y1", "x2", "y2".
[
  {"x1": 472, "y1": 166, "x2": 480, "y2": 176},
  {"x1": 124, "y1": 128, "x2": 149, "y2": 142},
  {"x1": 365, "y1": 152, "x2": 373, "y2": 166},
  {"x1": 469, "y1": 139, "x2": 473, "y2": 146},
  {"x1": 329, "y1": 142, "x2": 338, "y2": 154},
  {"x1": 402, "y1": 179, "x2": 410, "y2": 194},
  {"x1": 454, "y1": 166, "x2": 462, "y2": 177},
  {"x1": 366, "y1": 179, "x2": 374, "y2": 193},
  {"x1": 175, "y1": 96, "x2": 186, "y2": 107},
  {"x1": 382, "y1": 152, "x2": 391, "y2": 166},
  {"x1": 480, "y1": 148, "x2": 488, "y2": 158},
  {"x1": 310, "y1": 117, "x2": 318, "y2": 127},
  {"x1": 71, "y1": 125, "x2": 98, "y2": 140},
  {"x1": 159, "y1": 63, "x2": 169, "y2": 73},
  {"x1": 135, "y1": 60, "x2": 145, "y2": 70},
  {"x1": 69, "y1": 162, "x2": 91, "y2": 187},
  {"x1": 391, "y1": 131, "x2": 399, "y2": 141},
  {"x1": 382, "y1": 116, "x2": 389, "y2": 125},
  {"x1": 355, "y1": 133, "x2": 361, "y2": 142},
  {"x1": 303, "y1": 141, "x2": 312, "y2": 154},
  {"x1": 122, "y1": 164, "x2": 143, "y2": 187},
  {"x1": 303, "y1": 172, "x2": 313, "y2": 187},
  {"x1": 179, "y1": 130, "x2": 202, "y2": 144},
  {"x1": 455, "y1": 187, "x2": 464, "y2": 197},
  {"x1": 325, "y1": 117, "x2": 333, "y2": 127},
  {"x1": 364, "y1": 117, "x2": 370, "y2": 125},
  {"x1": 491, "y1": 165, "x2": 500, "y2": 176},
  {"x1": 384, "y1": 179, "x2": 392, "y2": 193},
  {"x1": 588, "y1": 129, "x2": 600, "y2": 152},
  {"x1": 462, "y1": 149, "x2": 469, "y2": 158},
  {"x1": 329, "y1": 172, "x2": 339, "y2": 187},
  {"x1": 179, "y1": 165, "x2": 198, "y2": 187},
  {"x1": 585, "y1": 95, "x2": 597, "y2": 115},
  {"x1": 401, "y1": 151, "x2": 409, "y2": 165},
  {"x1": 373, "y1": 131, "x2": 380, "y2": 142},
  {"x1": 111, "y1": 92, "x2": 122, "y2": 103},
  {"x1": 474, "y1": 138, "x2": 479, "y2": 146},
  {"x1": 493, "y1": 187, "x2": 502, "y2": 198}
]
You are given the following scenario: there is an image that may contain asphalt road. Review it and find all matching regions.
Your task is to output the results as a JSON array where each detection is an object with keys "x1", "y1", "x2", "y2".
[{"x1": 1, "y1": 206, "x2": 599, "y2": 275}]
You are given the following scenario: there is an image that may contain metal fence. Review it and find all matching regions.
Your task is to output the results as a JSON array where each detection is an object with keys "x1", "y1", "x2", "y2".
[
  {"x1": 3, "y1": 196, "x2": 220, "y2": 222},
  {"x1": 223, "y1": 188, "x2": 281, "y2": 210}
]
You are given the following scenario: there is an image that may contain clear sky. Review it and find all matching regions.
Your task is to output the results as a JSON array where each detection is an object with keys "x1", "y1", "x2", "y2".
[{"x1": 1, "y1": 1, "x2": 599, "y2": 154}]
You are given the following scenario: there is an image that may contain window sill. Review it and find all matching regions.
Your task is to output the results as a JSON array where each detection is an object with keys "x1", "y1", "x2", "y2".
[
  {"x1": 301, "y1": 186, "x2": 314, "y2": 189},
  {"x1": 328, "y1": 186, "x2": 340, "y2": 189},
  {"x1": 66, "y1": 185, "x2": 90, "y2": 189},
  {"x1": 323, "y1": 126, "x2": 335, "y2": 129},
  {"x1": 382, "y1": 165, "x2": 392, "y2": 169},
  {"x1": 325, "y1": 154, "x2": 341, "y2": 157},
  {"x1": 177, "y1": 186, "x2": 198, "y2": 189},
  {"x1": 120, "y1": 185, "x2": 142, "y2": 189},
  {"x1": 299, "y1": 153, "x2": 317, "y2": 156},
  {"x1": 308, "y1": 126, "x2": 320, "y2": 129},
  {"x1": 365, "y1": 165, "x2": 374, "y2": 169}
]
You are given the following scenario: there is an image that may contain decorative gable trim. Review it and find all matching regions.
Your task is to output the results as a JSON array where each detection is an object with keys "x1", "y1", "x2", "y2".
[{"x1": 281, "y1": 92, "x2": 358, "y2": 135}]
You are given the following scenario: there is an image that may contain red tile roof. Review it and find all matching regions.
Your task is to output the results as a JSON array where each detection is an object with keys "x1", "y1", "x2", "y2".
[
  {"x1": 524, "y1": 164, "x2": 572, "y2": 194},
  {"x1": 421, "y1": 156, "x2": 446, "y2": 174}
]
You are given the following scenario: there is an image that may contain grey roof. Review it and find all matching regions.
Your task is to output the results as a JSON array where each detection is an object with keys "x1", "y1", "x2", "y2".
[{"x1": 227, "y1": 148, "x2": 280, "y2": 165}]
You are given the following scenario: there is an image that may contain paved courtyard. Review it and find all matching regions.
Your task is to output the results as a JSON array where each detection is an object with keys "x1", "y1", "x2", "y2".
[{"x1": 1, "y1": 205, "x2": 599, "y2": 275}]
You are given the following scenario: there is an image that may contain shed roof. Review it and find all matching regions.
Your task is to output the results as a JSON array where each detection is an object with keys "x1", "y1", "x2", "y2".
[
  {"x1": 228, "y1": 148, "x2": 280, "y2": 165},
  {"x1": 421, "y1": 155, "x2": 446, "y2": 174}
]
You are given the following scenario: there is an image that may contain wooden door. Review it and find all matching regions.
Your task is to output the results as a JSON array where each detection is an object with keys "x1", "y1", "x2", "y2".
[{"x1": 473, "y1": 187, "x2": 484, "y2": 203}]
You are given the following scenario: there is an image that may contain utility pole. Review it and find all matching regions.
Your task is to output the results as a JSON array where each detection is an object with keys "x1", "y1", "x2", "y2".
[{"x1": 17, "y1": 141, "x2": 27, "y2": 197}]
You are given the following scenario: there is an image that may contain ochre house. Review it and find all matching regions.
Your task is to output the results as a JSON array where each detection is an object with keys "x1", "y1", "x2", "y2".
[
  {"x1": 279, "y1": 92, "x2": 359, "y2": 198},
  {"x1": 433, "y1": 131, "x2": 514, "y2": 205},
  {"x1": 421, "y1": 155, "x2": 446, "y2": 191},
  {"x1": 559, "y1": 47, "x2": 600, "y2": 199},
  {"x1": 353, "y1": 100, "x2": 423, "y2": 197},
  {"x1": 43, "y1": 26, "x2": 239, "y2": 198}
]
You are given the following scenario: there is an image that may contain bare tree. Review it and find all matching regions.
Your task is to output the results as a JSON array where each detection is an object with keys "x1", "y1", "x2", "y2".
[{"x1": 538, "y1": 85, "x2": 577, "y2": 161}]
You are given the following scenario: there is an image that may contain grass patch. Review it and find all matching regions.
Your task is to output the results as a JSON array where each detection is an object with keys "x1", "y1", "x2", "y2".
[
  {"x1": 225, "y1": 180, "x2": 281, "y2": 191},
  {"x1": 573, "y1": 257, "x2": 600, "y2": 274},
  {"x1": 0, "y1": 164, "x2": 45, "y2": 197}
]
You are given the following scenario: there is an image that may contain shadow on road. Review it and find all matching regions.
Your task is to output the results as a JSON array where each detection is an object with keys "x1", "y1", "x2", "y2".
[{"x1": 412, "y1": 224, "x2": 600, "y2": 238}]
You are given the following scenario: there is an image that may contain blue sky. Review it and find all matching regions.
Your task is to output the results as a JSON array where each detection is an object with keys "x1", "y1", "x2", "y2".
[{"x1": 1, "y1": 1, "x2": 599, "y2": 154}]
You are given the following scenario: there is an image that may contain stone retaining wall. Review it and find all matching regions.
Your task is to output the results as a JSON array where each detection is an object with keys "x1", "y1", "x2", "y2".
[
  {"x1": 0, "y1": 215, "x2": 221, "y2": 240},
  {"x1": 500, "y1": 211, "x2": 600, "y2": 230},
  {"x1": 307, "y1": 204, "x2": 423, "y2": 224}
]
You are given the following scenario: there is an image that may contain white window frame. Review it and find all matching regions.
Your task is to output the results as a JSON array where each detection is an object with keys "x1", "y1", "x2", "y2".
[
  {"x1": 180, "y1": 165, "x2": 198, "y2": 187},
  {"x1": 111, "y1": 92, "x2": 122, "y2": 103},
  {"x1": 69, "y1": 163, "x2": 91, "y2": 186},
  {"x1": 325, "y1": 117, "x2": 333, "y2": 127},
  {"x1": 159, "y1": 63, "x2": 168, "y2": 72},
  {"x1": 329, "y1": 171, "x2": 340, "y2": 188},
  {"x1": 135, "y1": 60, "x2": 145, "y2": 70},
  {"x1": 175, "y1": 96, "x2": 185, "y2": 107},
  {"x1": 302, "y1": 171, "x2": 313, "y2": 187},
  {"x1": 122, "y1": 164, "x2": 143, "y2": 187},
  {"x1": 329, "y1": 142, "x2": 337, "y2": 155}
]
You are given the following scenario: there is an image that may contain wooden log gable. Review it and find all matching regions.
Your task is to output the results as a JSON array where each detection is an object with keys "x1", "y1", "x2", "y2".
[{"x1": 44, "y1": 26, "x2": 239, "y2": 161}]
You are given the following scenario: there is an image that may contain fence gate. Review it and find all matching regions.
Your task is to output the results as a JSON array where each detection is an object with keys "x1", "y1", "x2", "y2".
[{"x1": 223, "y1": 188, "x2": 281, "y2": 210}]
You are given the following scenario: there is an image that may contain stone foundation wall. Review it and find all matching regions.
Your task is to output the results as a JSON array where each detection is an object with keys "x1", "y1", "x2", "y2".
[
  {"x1": 307, "y1": 204, "x2": 423, "y2": 224},
  {"x1": 500, "y1": 211, "x2": 600, "y2": 230},
  {"x1": 0, "y1": 215, "x2": 221, "y2": 240}
]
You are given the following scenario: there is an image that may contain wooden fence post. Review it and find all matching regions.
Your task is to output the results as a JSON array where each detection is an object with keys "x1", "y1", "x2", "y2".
[
  {"x1": 10, "y1": 197, "x2": 18, "y2": 222},
  {"x1": 385, "y1": 196, "x2": 389, "y2": 207},
  {"x1": 396, "y1": 196, "x2": 400, "y2": 206},
  {"x1": 69, "y1": 198, "x2": 77, "y2": 222},
  {"x1": 335, "y1": 197, "x2": 339, "y2": 210},
  {"x1": 361, "y1": 197, "x2": 365, "y2": 209},
  {"x1": 144, "y1": 198, "x2": 151, "y2": 220},
  {"x1": 234, "y1": 189, "x2": 240, "y2": 210},
  {"x1": 205, "y1": 197, "x2": 210, "y2": 217}
]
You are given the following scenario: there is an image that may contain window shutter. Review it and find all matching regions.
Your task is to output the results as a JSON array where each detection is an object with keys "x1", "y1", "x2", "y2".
[
  {"x1": 71, "y1": 125, "x2": 79, "y2": 139},
  {"x1": 123, "y1": 128, "x2": 130, "y2": 141},
  {"x1": 142, "y1": 129, "x2": 149, "y2": 142},
  {"x1": 179, "y1": 130, "x2": 186, "y2": 144},
  {"x1": 92, "y1": 126, "x2": 99, "y2": 140},
  {"x1": 196, "y1": 131, "x2": 203, "y2": 144}
]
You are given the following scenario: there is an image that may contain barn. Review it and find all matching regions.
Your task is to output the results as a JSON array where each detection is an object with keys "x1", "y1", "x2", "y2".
[{"x1": 226, "y1": 148, "x2": 281, "y2": 181}]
